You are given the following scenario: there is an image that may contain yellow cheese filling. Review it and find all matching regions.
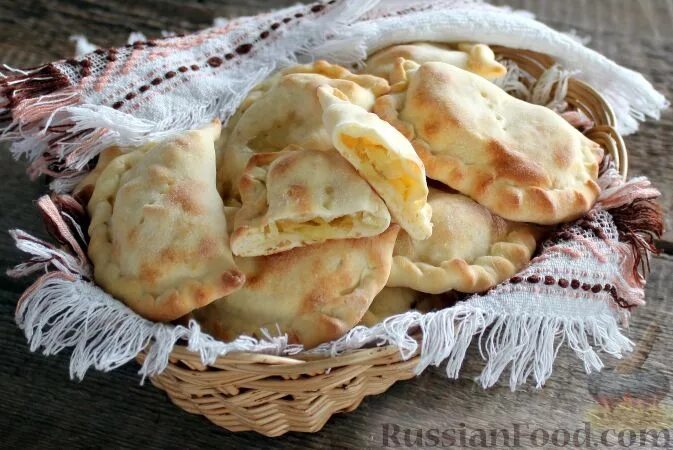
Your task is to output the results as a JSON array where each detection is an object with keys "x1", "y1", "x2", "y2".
[
  {"x1": 340, "y1": 135, "x2": 416, "y2": 201},
  {"x1": 262, "y1": 213, "x2": 379, "y2": 240}
]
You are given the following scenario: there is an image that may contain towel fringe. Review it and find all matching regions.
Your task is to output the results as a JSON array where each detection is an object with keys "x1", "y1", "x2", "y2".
[{"x1": 10, "y1": 269, "x2": 633, "y2": 390}]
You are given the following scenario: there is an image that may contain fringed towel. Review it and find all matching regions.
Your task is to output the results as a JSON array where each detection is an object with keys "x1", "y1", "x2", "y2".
[{"x1": 2, "y1": 0, "x2": 666, "y2": 389}]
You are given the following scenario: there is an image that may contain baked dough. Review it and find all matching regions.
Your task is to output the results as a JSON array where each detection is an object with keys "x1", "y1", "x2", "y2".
[
  {"x1": 375, "y1": 61, "x2": 603, "y2": 224},
  {"x1": 87, "y1": 121, "x2": 245, "y2": 321},
  {"x1": 358, "y1": 287, "x2": 420, "y2": 327},
  {"x1": 192, "y1": 226, "x2": 400, "y2": 348},
  {"x1": 359, "y1": 287, "x2": 449, "y2": 326},
  {"x1": 387, "y1": 189, "x2": 539, "y2": 294},
  {"x1": 231, "y1": 148, "x2": 391, "y2": 256},
  {"x1": 318, "y1": 86, "x2": 432, "y2": 240},
  {"x1": 364, "y1": 42, "x2": 506, "y2": 82},
  {"x1": 217, "y1": 60, "x2": 390, "y2": 198},
  {"x1": 73, "y1": 147, "x2": 123, "y2": 204}
]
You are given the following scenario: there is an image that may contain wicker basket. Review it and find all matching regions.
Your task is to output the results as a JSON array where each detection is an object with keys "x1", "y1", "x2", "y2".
[{"x1": 137, "y1": 48, "x2": 628, "y2": 437}]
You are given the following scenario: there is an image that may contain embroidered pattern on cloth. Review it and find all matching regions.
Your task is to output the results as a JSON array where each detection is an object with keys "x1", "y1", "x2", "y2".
[
  {"x1": 0, "y1": 0, "x2": 666, "y2": 389},
  {"x1": 0, "y1": 0, "x2": 667, "y2": 193},
  {"x1": 7, "y1": 162, "x2": 663, "y2": 389}
]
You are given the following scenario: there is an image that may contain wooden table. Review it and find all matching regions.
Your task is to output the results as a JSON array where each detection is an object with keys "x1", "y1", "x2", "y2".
[{"x1": 1, "y1": 1, "x2": 672, "y2": 448}]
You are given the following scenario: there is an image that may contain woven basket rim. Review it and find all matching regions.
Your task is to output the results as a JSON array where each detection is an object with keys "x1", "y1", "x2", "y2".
[
  {"x1": 159, "y1": 46, "x2": 628, "y2": 369},
  {"x1": 162, "y1": 342, "x2": 416, "y2": 371}
]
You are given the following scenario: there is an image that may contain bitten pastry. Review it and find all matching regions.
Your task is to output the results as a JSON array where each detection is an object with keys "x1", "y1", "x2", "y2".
[
  {"x1": 375, "y1": 61, "x2": 603, "y2": 224},
  {"x1": 363, "y1": 42, "x2": 506, "y2": 82},
  {"x1": 217, "y1": 60, "x2": 390, "y2": 198},
  {"x1": 87, "y1": 121, "x2": 245, "y2": 321},
  {"x1": 387, "y1": 189, "x2": 539, "y2": 294},
  {"x1": 192, "y1": 226, "x2": 400, "y2": 348},
  {"x1": 318, "y1": 86, "x2": 432, "y2": 240},
  {"x1": 231, "y1": 148, "x2": 391, "y2": 256}
]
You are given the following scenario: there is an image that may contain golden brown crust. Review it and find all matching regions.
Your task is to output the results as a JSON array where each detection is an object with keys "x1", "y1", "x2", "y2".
[
  {"x1": 362, "y1": 42, "x2": 507, "y2": 82},
  {"x1": 284, "y1": 59, "x2": 390, "y2": 96},
  {"x1": 377, "y1": 61, "x2": 603, "y2": 225},
  {"x1": 358, "y1": 287, "x2": 420, "y2": 327},
  {"x1": 216, "y1": 61, "x2": 390, "y2": 200},
  {"x1": 87, "y1": 122, "x2": 245, "y2": 322},
  {"x1": 230, "y1": 148, "x2": 391, "y2": 256},
  {"x1": 318, "y1": 86, "x2": 432, "y2": 240},
  {"x1": 73, "y1": 147, "x2": 124, "y2": 205},
  {"x1": 387, "y1": 189, "x2": 541, "y2": 294},
  {"x1": 192, "y1": 226, "x2": 400, "y2": 348}
]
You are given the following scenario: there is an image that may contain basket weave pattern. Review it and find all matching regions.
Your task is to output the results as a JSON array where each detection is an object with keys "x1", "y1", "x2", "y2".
[
  {"x1": 138, "y1": 48, "x2": 627, "y2": 437},
  {"x1": 139, "y1": 346, "x2": 419, "y2": 436}
]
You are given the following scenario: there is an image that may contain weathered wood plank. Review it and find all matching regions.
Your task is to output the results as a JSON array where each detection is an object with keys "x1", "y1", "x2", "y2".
[
  {"x1": 0, "y1": 0, "x2": 301, "y2": 67},
  {"x1": 1, "y1": 0, "x2": 671, "y2": 239},
  {"x1": 493, "y1": 0, "x2": 673, "y2": 242},
  {"x1": 1, "y1": 1, "x2": 672, "y2": 447},
  {"x1": 2, "y1": 255, "x2": 672, "y2": 448}
]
